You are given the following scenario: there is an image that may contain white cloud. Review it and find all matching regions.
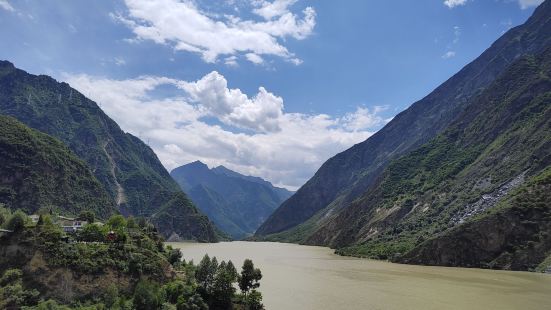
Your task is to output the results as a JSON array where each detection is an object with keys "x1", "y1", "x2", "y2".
[
  {"x1": 0, "y1": 0, "x2": 14, "y2": 12},
  {"x1": 113, "y1": 0, "x2": 315, "y2": 65},
  {"x1": 224, "y1": 56, "x2": 239, "y2": 67},
  {"x1": 444, "y1": 0, "x2": 467, "y2": 8},
  {"x1": 252, "y1": 0, "x2": 298, "y2": 20},
  {"x1": 518, "y1": 0, "x2": 543, "y2": 9},
  {"x1": 179, "y1": 71, "x2": 283, "y2": 132},
  {"x1": 442, "y1": 51, "x2": 456, "y2": 59},
  {"x1": 341, "y1": 106, "x2": 386, "y2": 131},
  {"x1": 245, "y1": 53, "x2": 264, "y2": 65},
  {"x1": 64, "y1": 72, "x2": 389, "y2": 190}
]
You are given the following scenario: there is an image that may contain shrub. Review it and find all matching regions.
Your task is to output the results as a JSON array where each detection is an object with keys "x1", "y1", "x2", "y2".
[
  {"x1": 77, "y1": 223, "x2": 105, "y2": 242},
  {"x1": 78, "y1": 210, "x2": 95, "y2": 223},
  {"x1": 6, "y1": 210, "x2": 27, "y2": 231},
  {"x1": 107, "y1": 215, "x2": 127, "y2": 230},
  {"x1": 133, "y1": 279, "x2": 163, "y2": 310}
]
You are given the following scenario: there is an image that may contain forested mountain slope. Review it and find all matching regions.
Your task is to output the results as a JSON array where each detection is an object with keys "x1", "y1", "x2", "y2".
[
  {"x1": 0, "y1": 115, "x2": 114, "y2": 217},
  {"x1": 0, "y1": 62, "x2": 218, "y2": 241}
]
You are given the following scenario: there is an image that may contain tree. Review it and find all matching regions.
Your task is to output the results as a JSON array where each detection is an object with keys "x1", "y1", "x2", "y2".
[
  {"x1": 176, "y1": 294, "x2": 208, "y2": 310},
  {"x1": 78, "y1": 210, "x2": 95, "y2": 223},
  {"x1": 133, "y1": 279, "x2": 163, "y2": 310},
  {"x1": 0, "y1": 268, "x2": 39, "y2": 308},
  {"x1": 238, "y1": 259, "x2": 262, "y2": 295},
  {"x1": 107, "y1": 215, "x2": 127, "y2": 229},
  {"x1": 6, "y1": 210, "x2": 26, "y2": 232},
  {"x1": 211, "y1": 260, "x2": 238, "y2": 309},
  {"x1": 166, "y1": 247, "x2": 183, "y2": 266},
  {"x1": 103, "y1": 284, "x2": 119, "y2": 308},
  {"x1": 225, "y1": 260, "x2": 238, "y2": 282},
  {"x1": 77, "y1": 223, "x2": 105, "y2": 242},
  {"x1": 245, "y1": 290, "x2": 264, "y2": 310},
  {"x1": 195, "y1": 254, "x2": 218, "y2": 295},
  {"x1": 163, "y1": 280, "x2": 193, "y2": 304}
]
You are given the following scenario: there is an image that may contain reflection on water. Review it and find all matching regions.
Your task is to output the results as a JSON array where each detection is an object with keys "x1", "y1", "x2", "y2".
[{"x1": 169, "y1": 241, "x2": 551, "y2": 310}]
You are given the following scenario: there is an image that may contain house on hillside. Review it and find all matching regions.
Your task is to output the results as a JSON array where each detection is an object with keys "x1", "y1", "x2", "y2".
[{"x1": 56, "y1": 216, "x2": 87, "y2": 233}]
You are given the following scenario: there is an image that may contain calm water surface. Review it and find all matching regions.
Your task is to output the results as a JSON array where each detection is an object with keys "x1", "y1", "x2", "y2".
[{"x1": 169, "y1": 241, "x2": 551, "y2": 310}]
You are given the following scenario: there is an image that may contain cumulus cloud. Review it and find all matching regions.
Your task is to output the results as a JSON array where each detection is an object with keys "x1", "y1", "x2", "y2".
[
  {"x1": 0, "y1": 0, "x2": 14, "y2": 12},
  {"x1": 113, "y1": 0, "x2": 315, "y2": 64},
  {"x1": 64, "y1": 72, "x2": 388, "y2": 190},
  {"x1": 518, "y1": 0, "x2": 544, "y2": 9},
  {"x1": 179, "y1": 71, "x2": 283, "y2": 132},
  {"x1": 443, "y1": 0, "x2": 467, "y2": 8}
]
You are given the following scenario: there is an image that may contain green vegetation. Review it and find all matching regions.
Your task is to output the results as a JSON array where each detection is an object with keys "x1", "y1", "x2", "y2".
[
  {"x1": 0, "y1": 208, "x2": 264, "y2": 309},
  {"x1": 0, "y1": 61, "x2": 218, "y2": 241},
  {"x1": 0, "y1": 115, "x2": 114, "y2": 218}
]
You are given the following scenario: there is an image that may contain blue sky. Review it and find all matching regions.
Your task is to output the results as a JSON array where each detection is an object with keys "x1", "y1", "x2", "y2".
[{"x1": 0, "y1": 0, "x2": 543, "y2": 189}]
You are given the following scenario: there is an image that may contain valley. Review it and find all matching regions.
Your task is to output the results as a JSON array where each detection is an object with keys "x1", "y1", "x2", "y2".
[{"x1": 0, "y1": 0, "x2": 550, "y2": 309}]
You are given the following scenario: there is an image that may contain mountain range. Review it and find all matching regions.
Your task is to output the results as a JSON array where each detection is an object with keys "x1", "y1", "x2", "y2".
[
  {"x1": 171, "y1": 161, "x2": 293, "y2": 239},
  {"x1": 0, "y1": 61, "x2": 218, "y2": 242},
  {"x1": 254, "y1": 0, "x2": 551, "y2": 271}
]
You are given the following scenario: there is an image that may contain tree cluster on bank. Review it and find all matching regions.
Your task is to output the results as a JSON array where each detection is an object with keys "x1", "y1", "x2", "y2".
[{"x1": 0, "y1": 206, "x2": 264, "y2": 309}]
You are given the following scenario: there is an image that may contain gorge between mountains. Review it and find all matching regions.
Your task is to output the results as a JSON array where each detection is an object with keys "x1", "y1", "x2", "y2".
[{"x1": 0, "y1": 0, "x2": 550, "y2": 309}]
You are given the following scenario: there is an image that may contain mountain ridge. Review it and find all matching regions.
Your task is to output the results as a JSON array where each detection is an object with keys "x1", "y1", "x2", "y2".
[
  {"x1": 171, "y1": 161, "x2": 293, "y2": 238},
  {"x1": 305, "y1": 44, "x2": 551, "y2": 270},
  {"x1": 0, "y1": 62, "x2": 219, "y2": 242},
  {"x1": 255, "y1": 0, "x2": 551, "y2": 238}
]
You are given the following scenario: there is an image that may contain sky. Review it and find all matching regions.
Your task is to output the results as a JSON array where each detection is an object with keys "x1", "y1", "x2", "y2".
[{"x1": 0, "y1": 0, "x2": 544, "y2": 190}]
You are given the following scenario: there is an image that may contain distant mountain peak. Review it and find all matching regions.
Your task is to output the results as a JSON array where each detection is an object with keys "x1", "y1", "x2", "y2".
[
  {"x1": 171, "y1": 160, "x2": 294, "y2": 239},
  {"x1": 188, "y1": 160, "x2": 208, "y2": 168}
]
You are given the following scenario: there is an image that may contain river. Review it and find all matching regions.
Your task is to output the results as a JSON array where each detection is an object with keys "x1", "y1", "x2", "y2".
[{"x1": 169, "y1": 241, "x2": 551, "y2": 310}]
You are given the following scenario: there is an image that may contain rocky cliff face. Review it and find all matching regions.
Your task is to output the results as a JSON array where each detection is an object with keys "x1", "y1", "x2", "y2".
[
  {"x1": 397, "y1": 168, "x2": 551, "y2": 271},
  {"x1": 256, "y1": 0, "x2": 551, "y2": 237}
]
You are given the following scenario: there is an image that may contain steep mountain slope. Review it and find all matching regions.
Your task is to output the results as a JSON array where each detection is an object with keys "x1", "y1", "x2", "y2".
[
  {"x1": 256, "y1": 1, "x2": 551, "y2": 237},
  {"x1": 308, "y1": 47, "x2": 551, "y2": 271},
  {"x1": 0, "y1": 115, "x2": 114, "y2": 217},
  {"x1": 171, "y1": 161, "x2": 292, "y2": 238},
  {"x1": 0, "y1": 62, "x2": 218, "y2": 241},
  {"x1": 399, "y1": 167, "x2": 551, "y2": 271}
]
